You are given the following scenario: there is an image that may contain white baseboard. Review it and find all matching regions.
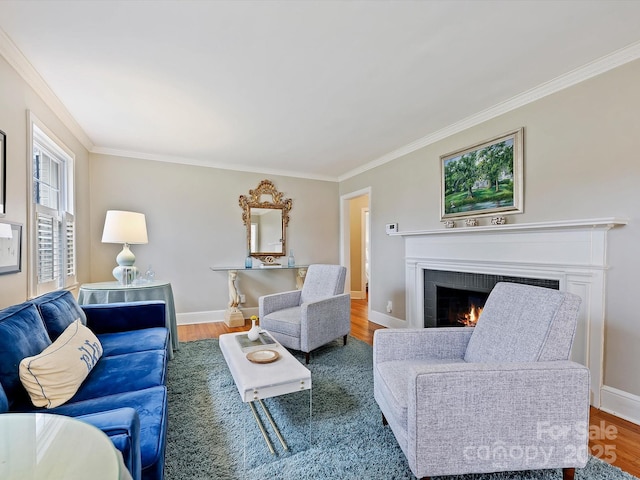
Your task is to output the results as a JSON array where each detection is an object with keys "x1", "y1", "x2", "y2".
[
  {"x1": 350, "y1": 290, "x2": 366, "y2": 300},
  {"x1": 599, "y1": 385, "x2": 640, "y2": 426},
  {"x1": 368, "y1": 309, "x2": 407, "y2": 329},
  {"x1": 177, "y1": 307, "x2": 258, "y2": 325}
]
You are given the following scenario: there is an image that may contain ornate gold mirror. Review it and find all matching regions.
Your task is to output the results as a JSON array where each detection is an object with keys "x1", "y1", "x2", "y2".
[{"x1": 239, "y1": 180, "x2": 292, "y2": 263}]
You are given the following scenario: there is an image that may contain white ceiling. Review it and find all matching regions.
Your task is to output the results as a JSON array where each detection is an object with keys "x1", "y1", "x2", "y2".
[{"x1": 1, "y1": 1, "x2": 640, "y2": 181}]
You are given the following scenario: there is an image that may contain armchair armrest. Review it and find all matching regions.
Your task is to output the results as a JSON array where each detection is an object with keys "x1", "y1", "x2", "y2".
[
  {"x1": 82, "y1": 301, "x2": 166, "y2": 333},
  {"x1": 76, "y1": 407, "x2": 141, "y2": 480},
  {"x1": 407, "y1": 361, "x2": 590, "y2": 476},
  {"x1": 301, "y1": 293, "x2": 351, "y2": 351},
  {"x1": 259, "y1": 290, "x2": 301, "y2": 318},
  {"x1": 374, "y1": 328, "x2": 473, "y2": 363}
]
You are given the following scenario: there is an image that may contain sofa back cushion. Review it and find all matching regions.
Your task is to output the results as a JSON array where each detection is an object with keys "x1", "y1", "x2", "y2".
[
  {"x1": 300, "y1": 264, "x2": 347, "y2": 304},
  {"x1": 20, "y1": 319, "x2": 103, "y2": 408},
  {"x1": 31, "y1": 290, "x2": 87, "y2": 341},
  {"x1": 464, "y1": 282, "x2": 581, "y2": 363},
  {"x1": 0, "y1": 303, "x2": 52, "y2": 409}
]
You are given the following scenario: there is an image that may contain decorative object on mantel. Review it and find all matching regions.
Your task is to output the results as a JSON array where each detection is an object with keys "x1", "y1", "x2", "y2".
[
  {"x1": 491, "y1": 216, "x2": 507, "y2": 225},
  {"x1": 239, "y1": 179, "x2": 292, "y2": 264},
  {"x1": 288, "y1": 249, "x2": 295, "y2": 267},
  {"x1": 465, "y1": 218, "x2": 478, "y2": 227},
  {"x1": 0, "y1": 222, "x2": 22, "y2": 275},
  {"x1": 440, "y1": 127, "x2": 524, "y2": 221},
  {"x1": 443, "y1": 220, "x2": 455, "y2": 228},
  {"x1": 0, "y1": 130, "x2": 6, "y2": 216}
]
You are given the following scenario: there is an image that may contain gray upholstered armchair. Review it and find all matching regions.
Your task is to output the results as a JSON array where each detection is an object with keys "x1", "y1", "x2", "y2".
[
  {"x1": 373, "y1": 282, "x2": 590, "y2": 480},
  {"x1": 259, "y1": 264, "x2": 351, "y2": 364}
]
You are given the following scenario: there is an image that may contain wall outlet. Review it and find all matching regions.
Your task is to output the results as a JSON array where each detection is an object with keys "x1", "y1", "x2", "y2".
[
  {"x1": 386, "y1": 300, "x2": 393, "y2": 313},
  {"x1": 239, "y1": 294, "x2": 246, "y2": 304}
]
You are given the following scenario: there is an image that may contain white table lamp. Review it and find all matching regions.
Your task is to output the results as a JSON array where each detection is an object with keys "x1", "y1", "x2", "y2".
[{"x1": 101, "y1": 210, "x2": 148, "y2": 284}]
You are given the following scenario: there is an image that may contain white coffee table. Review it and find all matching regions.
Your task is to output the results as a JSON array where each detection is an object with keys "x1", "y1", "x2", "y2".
[{"x1": 219, "y1": 330, "x2": 311, "y2": 455}]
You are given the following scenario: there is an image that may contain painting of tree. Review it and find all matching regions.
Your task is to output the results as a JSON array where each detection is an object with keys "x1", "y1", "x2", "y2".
[{"x1": 441, "y1": 128, "x2": 523, "y2": 220}]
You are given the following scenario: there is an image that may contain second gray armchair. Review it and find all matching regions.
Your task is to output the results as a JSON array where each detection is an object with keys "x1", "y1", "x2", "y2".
[{"x1": 259, "y1": 264, "x2": 350, "y2": 364}]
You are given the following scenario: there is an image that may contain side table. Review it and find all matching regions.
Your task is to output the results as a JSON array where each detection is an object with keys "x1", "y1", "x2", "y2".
[
  {"x1": 77, "y1": 280, "x2": 178, "y2": 359},
  {"x1": 0, "y1": 412, "x2": 132, "y2": 479}
]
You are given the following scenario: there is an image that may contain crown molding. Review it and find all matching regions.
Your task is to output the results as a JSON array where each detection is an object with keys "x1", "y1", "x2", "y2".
[
  {"x1": 0, "y1": 27, "x2": 94, "y2": 151},
  {"x1": 90, "y1": 147, "x2": 338, "y2": 182},
  {"x1": 338, "y1": 40, "x2": 640, "y2": 182}
]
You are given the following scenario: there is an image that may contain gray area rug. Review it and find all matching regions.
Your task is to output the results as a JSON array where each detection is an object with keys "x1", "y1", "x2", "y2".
[{"x1": 165, "y1": 337, "x2": 635, "y2": 480}]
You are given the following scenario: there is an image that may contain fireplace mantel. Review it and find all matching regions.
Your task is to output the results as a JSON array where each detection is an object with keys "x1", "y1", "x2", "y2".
[
  {"x1": 391, "y1": 217, "x2": 627, "y2": 237},
  {"x1": 399, "y1": 216, "x2": 627, "y2": 407}
]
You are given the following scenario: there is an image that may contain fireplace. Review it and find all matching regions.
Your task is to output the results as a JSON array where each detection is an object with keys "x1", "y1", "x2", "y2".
[
  {"x1": 400, "y1": 217, "x2": 626, "y2": 407},
  {"x1": 425, "y1": 269, "x2": 559, "y2": 328}
]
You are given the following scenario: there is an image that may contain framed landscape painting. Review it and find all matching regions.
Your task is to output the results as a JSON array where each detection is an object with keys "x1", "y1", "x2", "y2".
[{"x1": 440, "y1": 128, "x2": 523, "y2": 220}]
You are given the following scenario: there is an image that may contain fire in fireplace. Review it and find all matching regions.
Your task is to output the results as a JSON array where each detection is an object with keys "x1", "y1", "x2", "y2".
[{"x1": 436, "y1": 286, "x2": 489, "y2": 328}]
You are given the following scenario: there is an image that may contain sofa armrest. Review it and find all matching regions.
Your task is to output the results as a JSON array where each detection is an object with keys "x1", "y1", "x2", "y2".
[
  {"x1": 82, "y1": 301, "x2": 166, "y2": 333},
  {"x1": 406, "y1": 361, "x2": 590, "y2": 476},
  {"x1": 373, "y1": 328, "x2": 473, "y2": 364},
  {"x1": 76, "y1": 407, "x2": 141, "y2": 480},
  {"x1": 301, "y1": 293, "x2": 351, "y2": 351},
  {"x1": 259, "y1": 290, "x2": 301, "y2": 318}
]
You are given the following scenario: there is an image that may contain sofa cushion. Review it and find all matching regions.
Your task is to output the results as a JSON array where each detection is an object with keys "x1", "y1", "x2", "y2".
[
  {"x1": 68, "y1": 350, "x2": 167, "y2": 404},
  {"x1": 0, "y1": 303, "x2": 52, "y2": 409},
  {"x1": 97, "y1": 327, "x2": 169, "y2": 357},
  {"x1": 31, "y1": 290, "x2": 87, "y2": 342},
  {"x1": 19, "y1": 319, "x2": 103, "y2": 408},
  {"x1": 49, "y1": 386, "x2": 168, "y2": 476}
]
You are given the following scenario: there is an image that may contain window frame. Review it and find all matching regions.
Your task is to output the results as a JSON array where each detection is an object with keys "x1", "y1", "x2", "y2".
[{"x1": 27, "y1": 112, "x2": 77, "y2": 297}]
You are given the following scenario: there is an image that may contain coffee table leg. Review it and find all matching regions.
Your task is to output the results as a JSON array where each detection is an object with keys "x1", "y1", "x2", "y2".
[
  {"x1": 258, "y1": 399, "x2": 288, "y2": 451},
  {"x1": 249, "y1": 401, "x2": 275, "y2": 455}
]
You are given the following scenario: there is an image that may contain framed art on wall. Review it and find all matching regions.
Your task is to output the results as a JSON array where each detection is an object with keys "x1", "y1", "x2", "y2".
[
  {"x1": 0, "y1": 222, "x2": 22, "y2": 275},
  {"x1": 440, "y1": 128, "x2": 523, "y2": 220},
  {"x1": 0, "y1": 130, "x2": 5, "y2": 216}
]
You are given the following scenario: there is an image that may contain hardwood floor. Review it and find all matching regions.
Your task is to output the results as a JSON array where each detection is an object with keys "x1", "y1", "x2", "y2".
[{"x1": 177, "y1": 298, "x2": 640, "y2": 478}]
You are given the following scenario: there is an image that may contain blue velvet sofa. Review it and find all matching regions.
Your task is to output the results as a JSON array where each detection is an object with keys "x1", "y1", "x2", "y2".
[{"x1": 0, "y1": 290, "x2": 170, "y2": 480}]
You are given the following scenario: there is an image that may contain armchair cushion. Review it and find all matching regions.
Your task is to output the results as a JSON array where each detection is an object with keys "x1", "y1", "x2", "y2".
[
  {"x1": 19, "y1": 319, "x2": 103, "y2": 408},
  {"x1": 262, "y1": 306, "x2": 302, "y2": 338},
  {"x1": 464, "y1": 282, "x2": 581, "y2": 363}
]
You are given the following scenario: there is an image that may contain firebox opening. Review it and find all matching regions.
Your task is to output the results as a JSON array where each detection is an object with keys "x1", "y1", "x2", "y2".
[{"x1": 436, "y1": 286, "x2": 489, "y2": 328}]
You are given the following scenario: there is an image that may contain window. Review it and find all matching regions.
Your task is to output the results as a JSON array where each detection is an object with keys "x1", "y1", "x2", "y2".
[{"x1": 29, "y1": 116, "x2": 76, "y2": 296}]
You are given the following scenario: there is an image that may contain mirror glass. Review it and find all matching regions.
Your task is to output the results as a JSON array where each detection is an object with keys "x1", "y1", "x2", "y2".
[
  {"x1": 250, "y1": 207, "x2": 284, "y2": 254},
  {"x1": 240, "y1": 180, "x2": 292, "y2": 262}
]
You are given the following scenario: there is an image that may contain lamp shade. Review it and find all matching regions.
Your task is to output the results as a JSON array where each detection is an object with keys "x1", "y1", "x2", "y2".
[
  {"x1": 101, "y1": 210, "x2": 148, "y2": 244},
  {"x1": 0, "y1": 223, "x2": 12, "y2": 239}
]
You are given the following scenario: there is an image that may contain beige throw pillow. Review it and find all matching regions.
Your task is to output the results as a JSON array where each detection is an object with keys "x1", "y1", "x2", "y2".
[{"x1": 19, "y1": 319, "x2": 103, "y2": 408}]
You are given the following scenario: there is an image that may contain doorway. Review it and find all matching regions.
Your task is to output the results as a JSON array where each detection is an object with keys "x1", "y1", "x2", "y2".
[{"x1": 340, "y1": 188, "x2": 371, "y2": 304}]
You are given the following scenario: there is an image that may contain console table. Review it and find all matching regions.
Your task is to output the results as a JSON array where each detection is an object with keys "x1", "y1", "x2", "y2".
[
  {"x1": 0, "y1": 413, "x2": 132, "y2": 479},
  {"x1": 210, "y1": 265, "x2": 308, "y2": 327},
  {"x1": 77, "y1": 280, "x2": 178, "y2": 359}
]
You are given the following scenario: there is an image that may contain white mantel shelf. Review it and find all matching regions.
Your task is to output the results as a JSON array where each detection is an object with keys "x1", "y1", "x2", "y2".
[{"x1": 391, "y1": 217, "x2": 628, "y2": 237}]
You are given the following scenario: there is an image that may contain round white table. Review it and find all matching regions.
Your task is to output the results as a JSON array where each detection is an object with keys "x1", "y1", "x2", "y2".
[
  {"x1": 0, "y1": 413, "x2": 132, "y2": 479},
  {"x1": 78, "y1": 280, "x2": 178, "y2": 358}
]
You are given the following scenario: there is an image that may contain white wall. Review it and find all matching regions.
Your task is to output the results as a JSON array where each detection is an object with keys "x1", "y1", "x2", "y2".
[
  {"x1": 88, "y1": 153, "x2": 340, "y2": 316},
  {"x1": 339, "y1": 59, "x2": 640, "y2": 406},
  {"x1": 0, "y1": 55, "x2": 91, "y2": 307}
]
